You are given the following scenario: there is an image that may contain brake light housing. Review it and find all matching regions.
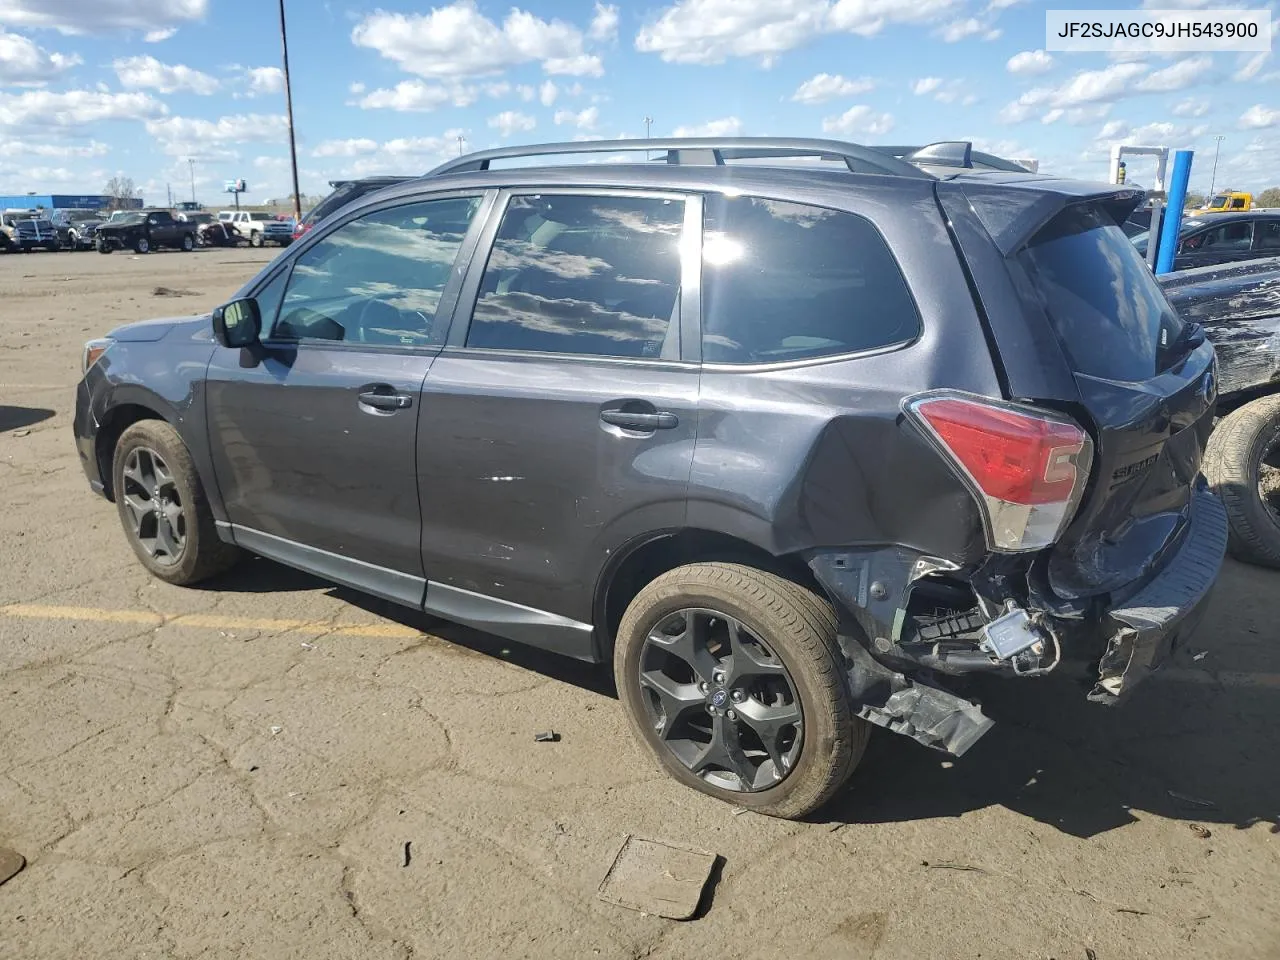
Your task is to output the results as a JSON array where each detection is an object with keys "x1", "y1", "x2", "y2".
[{"x1": 904, "y1": 391, "x2": 1093, "y2": 552}]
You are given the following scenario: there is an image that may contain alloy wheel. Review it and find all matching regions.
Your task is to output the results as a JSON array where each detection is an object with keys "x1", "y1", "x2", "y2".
[
  {"x1": 120, "y1": 447, "x2": 186, "y2": 566},
  {"x1": 637, "y1": 608, "x2": 803, "y2": 792}
]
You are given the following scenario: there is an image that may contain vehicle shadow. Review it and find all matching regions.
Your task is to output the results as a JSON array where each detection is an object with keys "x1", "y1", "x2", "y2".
[
  {"x1": 0, "y1": 406, "x2": 55, "y2": 432},
  {"x1": 196, "y1": 554, "x2": 332, "y2": 593}
]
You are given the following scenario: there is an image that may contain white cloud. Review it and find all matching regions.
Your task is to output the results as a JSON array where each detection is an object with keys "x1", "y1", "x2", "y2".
[
  {"x1": 0, "y1": 30, "x2": 81, "y2": 85},
  {"x1": 791, "y1": 72, "x2": 875, "y2": 103},
  {"x1": 911, "y1": 77, "x2": 943, "y2": 95},
  {"x1": 636, "y1": 0, "x2": 959, "y2": 65},
  {"x1": 0, "y1": 164, "x2": 82, "y2": 188},
  {"x1": 349, "y1": 81, "x2": 366, "y2": 95},
  {"x1": 539, "y1": 79, "x2": 558, "y2": 106},
  {"x1": 144, "y1": 27, "x2": 177, "y2": 43},
  {"x1": 821, "y1": 104, "x2": 894, "y2": 136},
  {"x1": 1134, "y1": 55, "x2": 1211, "y2": 92},
  {"x1": 113, "y1": 55, "x2": 218, "y2": 94},
  {"x1": 488, "y1": 109, "x2": 537, "y2": 136},
  {"x1": 1097, "y1": 119, "x2": 1129, "y2": 140},
  {"x1": 672, "y1": 116, "x2": 743, "y2": 137},
  {"x1": 1006, "y1": 49, "x2": 1052, "y2": 75},
  {"x1": 554, "y1": 105, "x2": 600, "y2": 129},
  {"x1": 243, "y1": 66, "x2": 284, "y2": 97},
  {"x1": 311, "y1": 138, "x2": 379, "y2": 158},
  {"x1": 910, "y1": 76, "x2": 971, "y2": 105},
  {"x1": 999, "y1": 62, "x2": 1145, "y2": 123},
  {"x1": 938, "y1": 17, "x2": 999, "y2": 42},
  {"x1": 0, "y1": 88, "x2": 166, "y2": 129},
  {"x1": 1233, "y1": 52, "x2": 1269, "y2": 82},
  {"x1": 351, "y1": 3, "x2": 604, "y2": 80},
  {"x1": 589, "y1": 3, "x2": 619, "y2": 42},
  {"x1": 1240, "y1": 105, "x2": 1280, "y2": 129},
  {"x1": 0, "y1": 0, "x2": 208, "y2": 35},
  {"x1": 318, "y1": 130, "x2": 467, "y2": 179},
  {"x1": 8, "y1": 139, "x2": 109, "y2": 157},
  {"x1": 517, "y1": 84, "x2": 535, "y2": 101},
  {"x1": 355, "y1": 80, "x2": 477, "y2": 112},
  {"x1": 1172, "y1": 97, "x2": 1210, "y2": 118},
  {"x1": 146, "y1": 112, "x2": 286, "y2": 155}
]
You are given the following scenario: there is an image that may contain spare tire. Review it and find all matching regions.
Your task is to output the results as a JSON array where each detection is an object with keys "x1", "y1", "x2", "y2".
[{"x1": 1203, "y1": 394, "x2": 1280, "y2": 568}]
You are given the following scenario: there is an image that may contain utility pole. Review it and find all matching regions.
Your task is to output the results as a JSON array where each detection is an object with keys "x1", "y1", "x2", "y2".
[
  {"x1": 643, "y1": 116, "x2": 653, "y2": 160},
  {"x1": 1208, "y1": 135, "x2": 1225, "y2": 197},
  {"x1": 187, "y1": 158, "x2": 197, "y2": 205},
  {"x1": 457, "y1": 134, "x2": 466, "y2": 156},
  {"x1": 279, "y1": 0, "x2": 303, "y2": 223},
  {"x1": 167, "y1": 183, "x2": 172, "y2": 208}
]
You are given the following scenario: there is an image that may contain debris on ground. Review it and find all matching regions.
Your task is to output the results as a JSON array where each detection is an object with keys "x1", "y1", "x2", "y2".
[
  {"x1": 534, "y1": 731, "x2": 560, "y2": 742},
  {"x1": 1168, "y1": 790, "x2": 1217, "y2": 810},
  {"x1": 153, "y1": 286, "x2": 202, "y2": 297},
  {"x1": 1192, "y1": 651, "x2": 1208, "y2": 661},
  {"x1": 921, "y1": 860, "x2": 986, "y2": 873},
  {"x1": 1086, "y1": 949, "x2": 1098, "y2": 960},
  {"x1": 269, "y1": 725, "x2": 283, "y2": 736},
  {"x1": 1189, "y1": 824, "x2": 1212, "y2": 840},
  {"x1": 300, "y1": 641, "x2": 316, "y2": 650},
  {"x1": 1116, "y1": 907, "x2": 1149, "y2": 916},
  {"x1": 11, "y1": 430, "x2": 29, "y2": 438},
  {"x1": 597, "y1": 834, "x2": 718, "y2": 920},
  {"x1": 402, "y1": 841, "x2": 412, "y2": 868},
  {"x1": 0, "y1": 848, "x2": 25, "y2": 887}
]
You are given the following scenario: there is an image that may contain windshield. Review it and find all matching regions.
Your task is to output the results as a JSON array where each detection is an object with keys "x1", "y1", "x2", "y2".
[
  {"x1": 1020, "y1": 204, "x2": 1186, "y2": 381},
  {"x1": 1208, "y1": 194, "x2": 1228, "y2": 208}
]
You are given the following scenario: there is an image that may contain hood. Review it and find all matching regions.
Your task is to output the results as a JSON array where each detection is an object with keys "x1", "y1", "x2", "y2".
[{"x1": 106, "y1": 314, "x2": 209, "y2": 342}]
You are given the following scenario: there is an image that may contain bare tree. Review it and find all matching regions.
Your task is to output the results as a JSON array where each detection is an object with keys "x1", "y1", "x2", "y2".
[{"x1": 103, "y1": 176, "x2": 138, "y2": 210}]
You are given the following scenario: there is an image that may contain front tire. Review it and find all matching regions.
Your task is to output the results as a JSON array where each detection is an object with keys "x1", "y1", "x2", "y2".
[
  {"x1": 614, "y1": 562, "x2": 867, "y2": 820},
  {"x1": 249, "y1": 231, "x2": 263, "y2": 248},
  {"x1": 134, "y1": 236, "x2": 150, "y2": 254},
  {"x1": 1204, "y1": 395, "x2": 1280, "y2": 569},
  {"x1": 111, "y1": 420, "x2": 239, "y2": 585},
  {"x1": 96, "y1": 238, "x2": 112, "y2": 254},
  {"x1": 181, "y1": 233, "x2": 195, "y2": 252}
]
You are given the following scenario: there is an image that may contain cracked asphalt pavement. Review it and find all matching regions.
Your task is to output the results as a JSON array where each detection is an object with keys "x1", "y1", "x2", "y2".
[{"x1": 2, "y1": 248, "x2": 1279, "y2": 960}]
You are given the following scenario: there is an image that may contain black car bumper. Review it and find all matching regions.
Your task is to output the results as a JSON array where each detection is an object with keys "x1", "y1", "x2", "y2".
[
  {"x1": 1088, "y1": 481, "x2": 1228, "y2": 703},
  {"x1": 74, "y1": 377, "x2": 106, "y2": 496}
]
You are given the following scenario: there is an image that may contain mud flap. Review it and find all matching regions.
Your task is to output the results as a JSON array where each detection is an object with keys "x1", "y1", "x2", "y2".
[
  {"x1": 841, "y1": 637, "x2": 994, "y2": 756},
  {"x1": 1089, "y1": 484, "x2": 1228, "y2": 704}
]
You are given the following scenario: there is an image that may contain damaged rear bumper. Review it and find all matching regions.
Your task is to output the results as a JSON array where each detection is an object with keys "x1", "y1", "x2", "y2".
[{"x1": 1089, "y1": 482, "x2": 1228, "y2": 704}]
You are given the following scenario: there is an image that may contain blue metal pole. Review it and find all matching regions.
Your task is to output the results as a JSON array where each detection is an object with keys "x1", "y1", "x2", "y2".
[{"x1": 1155, "y1": 149, "x2": 1194, "y2": 275}]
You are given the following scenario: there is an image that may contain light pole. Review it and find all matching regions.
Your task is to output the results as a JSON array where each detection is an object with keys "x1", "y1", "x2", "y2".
[
  {"x1": 643, "y1": 115, "x2": 653, "y2": 160},
  {"x1": 1208, "y1": 135, "x2": 1225, "y2": 197},
  {"x1": 187, "y1": 158, "x2": 196, "y2": 205},
  {"x1": 457, "y1": 134, "x2": 466, "y2": 156},
  {"x1": 279, "y1": 0, "x2": 303, "y2": 223}
]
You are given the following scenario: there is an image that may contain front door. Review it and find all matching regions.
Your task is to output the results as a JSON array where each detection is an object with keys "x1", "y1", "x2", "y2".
[
  {"x1": 417, "y1": 190, "x2": 700, "y2": 651},
  {"x1": 205, "y1": 192, "x2": 488, "y2": 604}
]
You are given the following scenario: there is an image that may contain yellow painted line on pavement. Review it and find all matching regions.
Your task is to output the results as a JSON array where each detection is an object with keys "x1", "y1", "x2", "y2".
[{"x1": 0, "y1": 603, "x2": 425, "y2": 640}]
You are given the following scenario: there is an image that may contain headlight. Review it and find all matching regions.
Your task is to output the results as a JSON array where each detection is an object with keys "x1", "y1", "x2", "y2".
[{"x1": 82, "y1": 338, "x2": 114, "y2": 375}]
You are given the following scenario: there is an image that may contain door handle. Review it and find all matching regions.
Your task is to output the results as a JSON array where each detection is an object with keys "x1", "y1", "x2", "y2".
[
  {"x1": 358, "y1": 390, "x2": 413, "y2": 411},
  {"x1": 600, "y1": 409, "x2": 679, "y2": 431}
]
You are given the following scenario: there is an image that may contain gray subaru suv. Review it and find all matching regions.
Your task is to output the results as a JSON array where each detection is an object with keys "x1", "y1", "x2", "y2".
[{"x1": 74, "y1": 138, "x2": 1227, "y2": 819}]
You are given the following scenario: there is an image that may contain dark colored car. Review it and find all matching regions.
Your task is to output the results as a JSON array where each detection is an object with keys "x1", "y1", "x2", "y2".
[
  {"x1": 74, "y1": 137, "x2": 1227, "y2": 819},
  {"x1": 1133, "y1": 211, "x2": 1280, "y2": 271},
  {"x1": 95, "y1": 210, "x2": 197, "y2": 254},
  {"x1": 2, "y1": 214, "x2": 60, "y2": 251},
  {"x1": 292, "y1": 176, "x2": 414, "y2": 241},
  {"x1": 1160, "y1": 257, "x2": 1280, "y2": 568},
  {"x1": 51, "y1": 208, "x2": 104, "y2": 250}
]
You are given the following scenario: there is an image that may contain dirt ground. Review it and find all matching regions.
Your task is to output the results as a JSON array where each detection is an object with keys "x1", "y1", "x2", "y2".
[{"x1": 1, "y1": 247, "x2": 1278, "y2": 960}]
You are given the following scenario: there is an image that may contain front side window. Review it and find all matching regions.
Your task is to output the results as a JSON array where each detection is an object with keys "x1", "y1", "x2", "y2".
[
  {"x1": 1190, "y1": 221, "x2": 1253, "y2": 251},
  {"x1": 1257, "y1": 221, "x2": 1280, "y2": 250},
  {"x1": 700, "y1": 195, "x2": 920, "y2": 364},
  {"x1": 466, "y1": 193, "x2": 685, "y2": 359},
  {"x1": 273, "y1": 195, "x2": 481, "y2": 346}
]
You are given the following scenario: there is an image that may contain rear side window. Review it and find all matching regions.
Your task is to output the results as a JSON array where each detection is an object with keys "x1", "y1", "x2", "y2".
[
  {"x1": 700, "y1": 196, "x2": 919, "y2": 364},
  {"x1": 1019, "y1": 204, "x2": 1185, "y2": 382},
  {"x1": 1258, "y1": 221, "x2": 1280, "y2": 250},
  {"x1": 466, "y1": 194, "x2": 684, "y2": 359}
]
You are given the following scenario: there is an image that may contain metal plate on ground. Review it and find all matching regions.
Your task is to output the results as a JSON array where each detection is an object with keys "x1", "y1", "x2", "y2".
[
  {"x1": 0, "y1": 847, "x2": 25, "y2": 887},
  {"x1": 596, "y1": 834, "x2": 717, "y2": 920}
]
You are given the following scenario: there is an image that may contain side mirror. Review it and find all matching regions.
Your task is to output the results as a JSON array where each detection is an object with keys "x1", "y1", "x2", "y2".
[{"x1": 212, "y1": 297, "x2": 262, "y2": 349}]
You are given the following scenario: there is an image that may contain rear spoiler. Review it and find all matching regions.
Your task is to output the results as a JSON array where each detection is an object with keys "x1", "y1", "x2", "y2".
[{"x1": 953, "y1": 181, "x2": 1146, "y2": 256}]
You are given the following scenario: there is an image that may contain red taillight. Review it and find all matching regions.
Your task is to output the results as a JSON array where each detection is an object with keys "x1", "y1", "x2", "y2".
[
  {"x1": 291, "y1": 222, "x2": 311, "y2": 240},
  {"x1": 906, "y1": 392, "x2": 1093, "y2": 552}
]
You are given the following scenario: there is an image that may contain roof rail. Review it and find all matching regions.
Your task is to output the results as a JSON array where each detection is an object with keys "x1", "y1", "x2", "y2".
[{"x1": 424, "y1": 137, "x2": 935, "y2": 180}]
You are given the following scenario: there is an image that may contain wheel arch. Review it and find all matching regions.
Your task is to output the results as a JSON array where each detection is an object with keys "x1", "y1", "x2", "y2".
[
  {"x1": 95, "y1": 400, "x2": 170, "y2": 500},
  {"x1": 592, "y1": 527, "x2": 821, "y2": 660}
]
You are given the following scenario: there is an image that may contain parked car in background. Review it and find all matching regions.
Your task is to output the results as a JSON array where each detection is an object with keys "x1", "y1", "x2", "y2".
[
  {"x1": 217, "y1": 210, "x2": 276, "y2": 247},
  {"x1": 262, "y1": 216, "x2": 296, "y2": 247},
  {"x1": 177, "y1": 212, "x2": 215, "y2": 227},
  {"x1": 1, "y1": 214, "x2": 61, "y2": 251},
  {"x1": 1198, "y1": 191, "x2": 1253, "y2": 213},
  {"x1": 1131, "y1": 211, "x2": 1280, "y2": 271},
  {"x1": 292, "y1": 176, "x2": 414, "y2": 241},
  {"x1": 74, "y1": 137, "x2": 1227, "y2": 819},
  {"x1": 1161, "y1": 256, "x2": 1280, "y2": 568},
  {"x1": 95, "y1": 210, "x2": 197, "y2": 254},
  {"x1": 51, "y1": 208, "x2": 105, "y2": 250}
]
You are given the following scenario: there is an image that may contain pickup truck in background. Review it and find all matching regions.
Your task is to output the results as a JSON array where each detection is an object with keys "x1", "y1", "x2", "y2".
[
  {"x1": 95, "y1": 210, "x2": 198, "y2": 254},
  {"x1": 217, "y1": 210, "x2": 276, "y2": 247}
]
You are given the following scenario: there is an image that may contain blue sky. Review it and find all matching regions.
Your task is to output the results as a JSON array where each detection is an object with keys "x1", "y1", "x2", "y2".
[{"x1": 0, "y1": 0, "x2": 1277, "y2": 205}]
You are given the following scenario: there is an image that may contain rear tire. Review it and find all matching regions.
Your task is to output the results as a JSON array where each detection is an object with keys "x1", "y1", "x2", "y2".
[
  {"x1": 134, "y1": 236, "x2": 150, "y2": 254},
  {"x1": 181, "y1": 233, "x2": 195, "y2": 252},
  {"x1": 614, "y1": 562, "x2": 867, "y2": 820},
  {"x1": 111, "y1": 420, "x2": 240, "y2": 585},
  {"x1": 249, "y1": 231, "x2": 263, "y2": 248},
  {"x1": 1203, "y1": 395, "x2": 1280, "y2": 569}
]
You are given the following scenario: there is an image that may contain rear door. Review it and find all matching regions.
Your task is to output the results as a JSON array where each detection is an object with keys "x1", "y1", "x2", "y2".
[
  {"x1": 416, "y1": 189, "x2": 700, "y2": 650},
  {"x1": 205, "y1": 191, "x2": 489, "y2": 604},
  {"x1": 1013, "y1": 202, "x2": 1217, "y2": 597}
]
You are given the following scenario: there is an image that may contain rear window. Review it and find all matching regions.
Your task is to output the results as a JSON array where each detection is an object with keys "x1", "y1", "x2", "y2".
[
  {"x1": 1019, "y1": 204, "x2": 1185, "y2": 382},
  {"x1": 701, "y1": 196, "x2": 920, "y2": 364}
]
